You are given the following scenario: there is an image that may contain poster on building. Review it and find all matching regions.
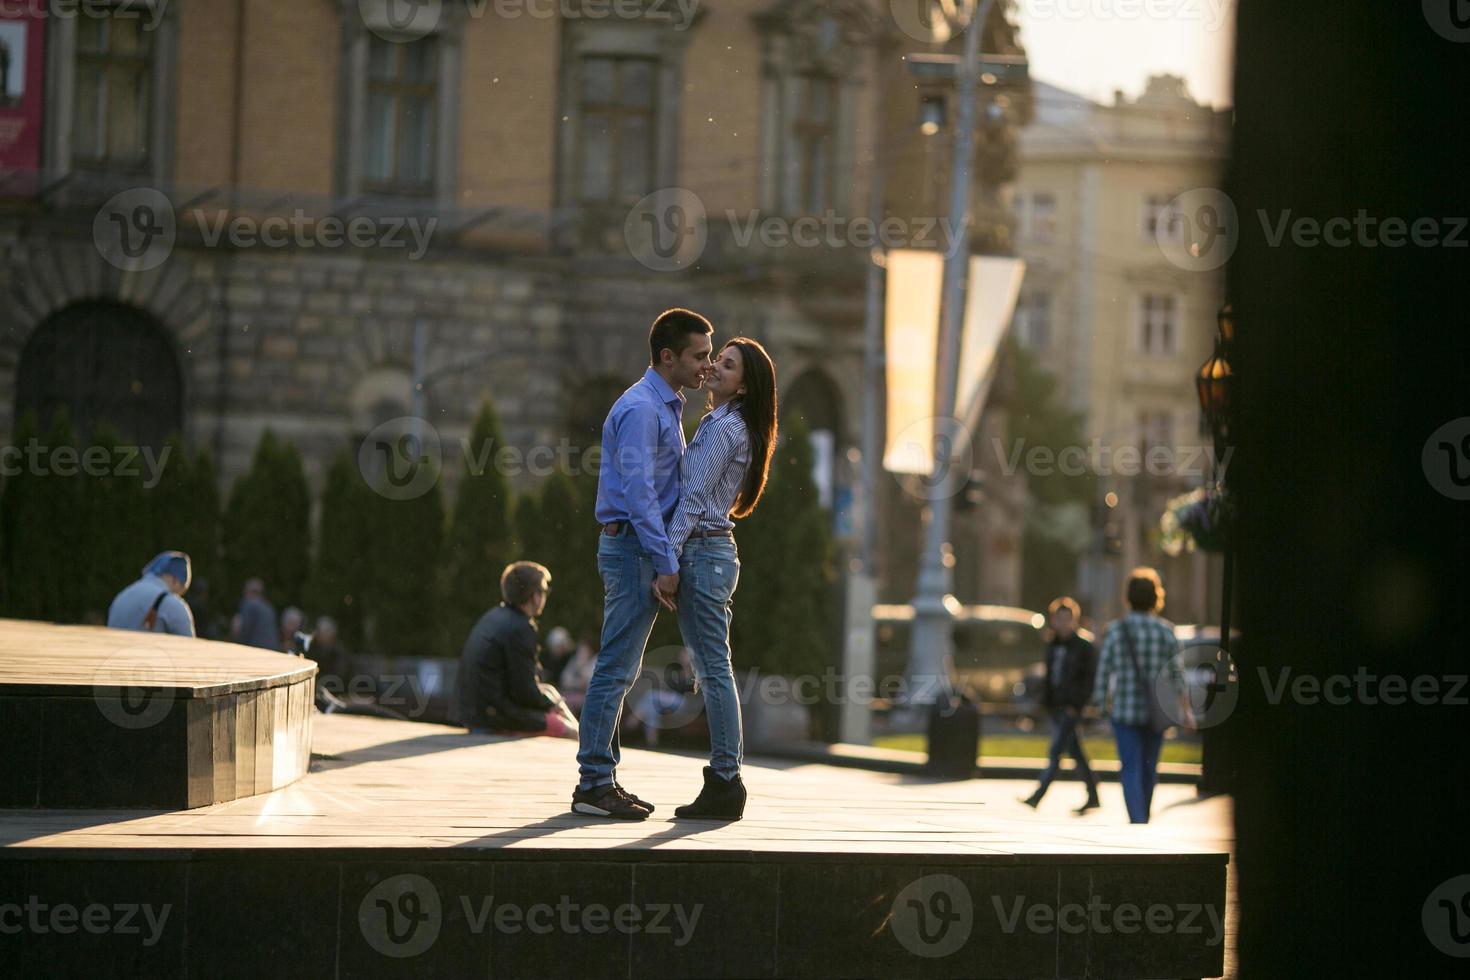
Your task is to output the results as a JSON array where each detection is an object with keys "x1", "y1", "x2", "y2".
[
  {"x1": 0, "y1": 10, "x2": 45, "y2": 178},
  {"x1": 883, "y1": 250, "x2": 1026, "y2": 476}
]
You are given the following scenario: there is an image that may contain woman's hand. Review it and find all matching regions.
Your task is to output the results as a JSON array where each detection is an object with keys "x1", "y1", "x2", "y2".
[{"x1": 652, "y1": 573, "x2": 679, "y2": 611}]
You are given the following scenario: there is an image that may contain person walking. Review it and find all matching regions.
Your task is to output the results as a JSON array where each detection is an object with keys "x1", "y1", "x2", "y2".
[
  {"x1": 1022, "y1": 596, "x2": 1101, "y2": 814},
  {"x1": 572, "y1": 308, "x2": 714, "y2": 820},
  {"x1": 106, "y1": 551, "x2": 197, "y2": 637},
  {"x1": 1093, "y1": 567, "x2": 1184, "y2": 824},
  {"x1": 661, "y1": 337, "x2": 778, "y2": 821}
]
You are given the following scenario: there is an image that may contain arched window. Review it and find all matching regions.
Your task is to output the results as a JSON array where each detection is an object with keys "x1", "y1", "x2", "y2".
[
  {"x1": 782, "y1": 368, "x2": 845, "y2": 511},
  {"x1": 14, "y1": 301, "x2": 182, "y2": 448}
]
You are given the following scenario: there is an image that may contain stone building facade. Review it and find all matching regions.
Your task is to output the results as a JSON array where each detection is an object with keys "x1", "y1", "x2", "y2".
[
  {"x1": 0, "y1": 0, "x2": 1032, "y2": 606},
  {"x1": 1011, "y1": 74, "x2": 1232, "y2": 623}
]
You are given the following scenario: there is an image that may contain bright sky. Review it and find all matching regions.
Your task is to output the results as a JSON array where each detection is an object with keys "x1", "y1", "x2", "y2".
[{"x1": 1013, "y1": 0, "x2": 1237, "y2": 108}]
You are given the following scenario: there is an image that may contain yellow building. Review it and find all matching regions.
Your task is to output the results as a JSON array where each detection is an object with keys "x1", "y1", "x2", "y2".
[{"x1": 1011, "y1": 74, "x2": 1232, "y2": 624}]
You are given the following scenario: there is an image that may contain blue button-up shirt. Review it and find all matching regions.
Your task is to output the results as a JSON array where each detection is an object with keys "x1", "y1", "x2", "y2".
[
  {"x1": 668, "y1": 400, "x2": 750, "y2": 560},
  {"x1": 595, "y1": 368, "x2": 687, "y2": 574}
]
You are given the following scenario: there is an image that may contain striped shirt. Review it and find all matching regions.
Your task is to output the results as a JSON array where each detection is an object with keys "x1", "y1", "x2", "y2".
[
  {"x1": 667, "y1": 400, "x2": 751, "y2": 559},
  {"x1": 1092, "y1": 612, "x2": 1184, "y2": 727}
]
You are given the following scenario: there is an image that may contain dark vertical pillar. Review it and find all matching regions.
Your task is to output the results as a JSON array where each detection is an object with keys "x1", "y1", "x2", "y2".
[{"x1": 1231, "y1": 1, "x2": 1470, "y2": 974}]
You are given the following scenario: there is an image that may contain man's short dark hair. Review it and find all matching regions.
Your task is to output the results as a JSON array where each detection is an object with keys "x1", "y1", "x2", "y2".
[
  {"x1": 648, "y1": 308, "x2": 713, "y2": 365},
  {"x1": 1125, "y1": 567, "x2": 1166, "y2": 613},
  {"x1": 501, "y1": 561, "x2": 550, "y2": 607}
]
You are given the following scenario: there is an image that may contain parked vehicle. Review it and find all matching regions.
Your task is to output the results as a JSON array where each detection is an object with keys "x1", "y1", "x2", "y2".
[{"x1": 874, "y1": 604, "x2": 1093, "y2": 717}]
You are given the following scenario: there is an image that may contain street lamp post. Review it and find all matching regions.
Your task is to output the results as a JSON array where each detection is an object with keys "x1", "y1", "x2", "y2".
[
  {"x1": 898, "y1": 0, "x2": 1028, "y2": 721},
  {"x1": 1195, "y1": 301, "x2": 1235, "y2": 794}
]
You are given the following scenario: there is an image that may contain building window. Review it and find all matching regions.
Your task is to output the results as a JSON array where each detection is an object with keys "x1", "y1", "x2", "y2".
[
  {"x1": 756, "y1": 6, "x2": 875, "y2": 217},
  {"x1": 795, "y1": 71, "x2": 836, "y2": 213},
  {"x1": 69, "y1": 8, "x2": 160, "y2": 173},
  {"x1": 1014, "y1": 291, "x2": 1052, "y2": 351},
  {"x1": 576, "y1": 55, "x2": 657, "y2": 205},
  {"x1": 1143, "y1": 194, "x2": 1183, "y2": 241},
  {"x1": 363, "y1": 36, "x2": 438, "y2": 195},
  {"x1": 339, "y1": 7, "x2": 462, "y2": 203},
  {"x1": 1139, "y1": 410, "x2": 1174, "y2": 455},
  {"x1": 1019, "y1": 192, "x2": 1058, "y2": 243},
  {"x1": 1138, "y1": 293, "x2": 1179, "y2": 355}
]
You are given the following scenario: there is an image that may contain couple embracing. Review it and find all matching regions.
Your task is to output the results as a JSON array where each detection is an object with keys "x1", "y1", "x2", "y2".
[{"x1": 572, "y1": 309, "x2": 777, "y2": 822}]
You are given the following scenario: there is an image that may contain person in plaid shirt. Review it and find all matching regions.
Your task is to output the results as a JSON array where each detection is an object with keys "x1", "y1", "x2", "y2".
[{"x1": 1093, "y1": 567, "x2": 1185, "y2": 823}]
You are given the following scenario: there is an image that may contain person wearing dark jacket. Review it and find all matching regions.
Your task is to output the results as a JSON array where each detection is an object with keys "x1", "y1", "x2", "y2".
[
  {"x1": 1023, "y1": 597, "x2": 1101, "y2": 814},
  {"x1": 457, "y1": 562, "x2": 563, "y2": 734}
]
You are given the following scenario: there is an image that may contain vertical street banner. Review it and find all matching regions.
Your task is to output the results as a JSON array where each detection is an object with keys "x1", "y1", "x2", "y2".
[
  {"x1": 883, "y1": 249, "x2": 1026, "y2": 475},
  {"x1": 0, "y1": 9, "x2": 46, "y2": 179}
]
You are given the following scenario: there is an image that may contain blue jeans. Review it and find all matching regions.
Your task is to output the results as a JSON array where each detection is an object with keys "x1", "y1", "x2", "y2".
[
  {"x1": 675, "y1": 536, "x2": 743, "y2": 780},
  {"x1": 1035, "y1": 709, "x2": 1097, "y2": 797},
  {"x1": 1112, "y1": 721, "x2": 1164, "y2": 823},
  {"x1": 577, "y1": 526, "x2": 662, "y2": 790}
]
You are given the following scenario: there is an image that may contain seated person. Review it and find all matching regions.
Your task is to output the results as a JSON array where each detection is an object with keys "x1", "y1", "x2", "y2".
[
  {"x1": 107, "y1": 551, "x2": 196, "y2": 637},
  {"x1": 455, "y1": 561, "x2": 575, "y2": 738},
  {"x1": 558, "y1": 635, "x2": 599, "y2": 715}
]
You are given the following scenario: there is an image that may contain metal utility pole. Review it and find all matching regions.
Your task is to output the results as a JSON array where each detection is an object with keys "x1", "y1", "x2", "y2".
[{"x1": 901, "y1": 0, "x2": 995, "y2": 714}]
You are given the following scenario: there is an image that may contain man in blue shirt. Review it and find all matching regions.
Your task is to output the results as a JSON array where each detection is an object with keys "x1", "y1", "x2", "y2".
[{"x1": 573, "y1": 308, "x2": 713, "y2": 820}]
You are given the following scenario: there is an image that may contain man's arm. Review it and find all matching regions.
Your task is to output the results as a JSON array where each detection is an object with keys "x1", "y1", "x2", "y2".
[
  {"x1": 159, "y1": 595, "x2": 197, "y2": 638},
  {"x1": 503, "y1": 626, "x2": 555, "y2": 711},
  {"x1": 1092, "y1": 629, "x2": 1115, "y2": 714},
  {"x1": 1078, "y1": 637, "x2": 1099, "y2": 704},
  {"x1": 616, "y1": 404, "x2": 680, "y2": 576}
]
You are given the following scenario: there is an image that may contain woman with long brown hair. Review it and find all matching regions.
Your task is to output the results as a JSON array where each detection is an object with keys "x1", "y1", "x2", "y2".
[{"x1": 657, "y1": 336, "x2": 777, "y2": 820}]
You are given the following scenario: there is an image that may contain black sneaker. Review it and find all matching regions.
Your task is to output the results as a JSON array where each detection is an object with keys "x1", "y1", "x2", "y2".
[
  {"x1": 616, "y1": 783, "x2": 655, "y2": 814},
  {"x1": 572, "y1": 784, "x2": 650, "y2": 820}
]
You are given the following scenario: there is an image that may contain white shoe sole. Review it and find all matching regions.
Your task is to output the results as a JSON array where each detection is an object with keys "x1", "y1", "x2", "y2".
[{"x1": 571, "y1": 800, "x2": 646, "y2": 819}]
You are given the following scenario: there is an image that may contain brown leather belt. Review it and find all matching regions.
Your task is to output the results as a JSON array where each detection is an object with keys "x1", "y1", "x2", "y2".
[{"x1": 601, "y1": 522, "x2": 731, "y2": 540}]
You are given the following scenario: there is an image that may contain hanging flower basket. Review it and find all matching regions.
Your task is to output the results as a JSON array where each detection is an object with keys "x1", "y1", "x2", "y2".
[{"x1": 1159, "y1": 485, "x2": 1234, "y2": 556}]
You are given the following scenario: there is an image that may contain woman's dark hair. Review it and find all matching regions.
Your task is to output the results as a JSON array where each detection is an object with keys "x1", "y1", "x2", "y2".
[
  {"x1": 721, "y1": 338, "x2": 778, "y2": 518},
  {"x1": 1124, "y1": 567, "x2": 1166, "y2": 613},
  {"x1": 648, "y1": 308, "x2": 714, "y2": 365}
]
